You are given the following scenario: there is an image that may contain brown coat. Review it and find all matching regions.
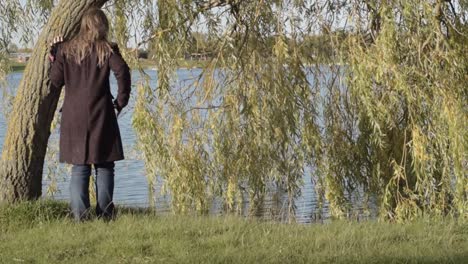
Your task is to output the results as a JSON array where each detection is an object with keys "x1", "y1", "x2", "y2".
[{"x1": 49, "y1": 43, "x2": 131, "y2": 165}]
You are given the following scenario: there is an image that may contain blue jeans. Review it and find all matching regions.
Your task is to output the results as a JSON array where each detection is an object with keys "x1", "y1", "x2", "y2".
[{"x1": 70, "y1": 162, "x2": 115, "y2": 221}]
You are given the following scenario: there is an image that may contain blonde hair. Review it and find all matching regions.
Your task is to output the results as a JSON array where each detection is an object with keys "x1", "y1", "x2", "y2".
[{"x1": 61, "y1": 8, "x2": 113, "y2": 67}]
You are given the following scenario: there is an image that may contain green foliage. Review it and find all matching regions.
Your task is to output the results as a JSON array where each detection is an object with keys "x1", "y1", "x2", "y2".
[
  {"x1": 132, "y1": 0, "x2": 467, "y2": 221},
  {"x1": 342, "y1": 0, "x2": 468, "y2": 221},
  {"x1": 133, "y1": 1, "x2": 322, "y2": 217}
]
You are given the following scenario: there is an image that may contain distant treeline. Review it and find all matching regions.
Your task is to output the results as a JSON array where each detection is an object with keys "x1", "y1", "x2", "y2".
[{"x1": 138, "y1": 31, "x2": 350, "y2": 63}]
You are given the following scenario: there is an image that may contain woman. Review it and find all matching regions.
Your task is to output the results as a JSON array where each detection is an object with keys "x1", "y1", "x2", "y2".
[{"x1": 49, "y1": 8, "x2": 131, "y2": 221}]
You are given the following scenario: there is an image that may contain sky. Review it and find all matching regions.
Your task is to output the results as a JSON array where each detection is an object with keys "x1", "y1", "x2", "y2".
[
  {"x1": 12, "y1": 0, "x2": 145, "y2": 48},
  {"x1": 11, "y1": 0, "x2": 352, "y2": 49}
]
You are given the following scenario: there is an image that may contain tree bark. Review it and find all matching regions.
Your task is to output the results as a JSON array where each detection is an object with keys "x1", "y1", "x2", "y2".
[{"x1": 0, "y1": 0, "x2": 109, "y2": 203}]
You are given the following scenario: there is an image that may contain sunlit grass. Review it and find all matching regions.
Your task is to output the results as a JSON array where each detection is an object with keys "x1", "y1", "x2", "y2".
[{"x1": 1, "y1": 200, "x2": 467, "y2": 263}]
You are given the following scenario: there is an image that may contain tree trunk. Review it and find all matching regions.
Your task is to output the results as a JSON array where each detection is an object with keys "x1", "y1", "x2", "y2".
[{"x1": 0, "y1": 0, "x2": 109, "y2": 203}]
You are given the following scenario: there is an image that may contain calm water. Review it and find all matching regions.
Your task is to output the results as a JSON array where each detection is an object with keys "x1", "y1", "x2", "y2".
[{"x1": 0, "y1": 69, "x2": 375, "y2": 223}]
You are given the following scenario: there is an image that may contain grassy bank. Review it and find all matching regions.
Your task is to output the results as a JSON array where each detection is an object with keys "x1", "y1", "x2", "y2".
[{"x1": 1, "y1": 201, "x2": 467, "y2": 264}]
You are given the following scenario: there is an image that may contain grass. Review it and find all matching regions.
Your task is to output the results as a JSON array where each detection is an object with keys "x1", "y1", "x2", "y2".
[{"x1": 0, "y1": 200, "x2": 467, "y2": 263}]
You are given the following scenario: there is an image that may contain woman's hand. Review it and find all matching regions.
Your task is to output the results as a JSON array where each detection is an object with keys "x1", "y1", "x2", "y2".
[
  {"x1": 49, "y1": 35, "x2": 64, "y2": 62},
  {"x1": 113, "y1": 101, "x2": 122, "y2": 118},
  {"x1": 114, "y1": 107, "x2": 121, "y2": 118}
]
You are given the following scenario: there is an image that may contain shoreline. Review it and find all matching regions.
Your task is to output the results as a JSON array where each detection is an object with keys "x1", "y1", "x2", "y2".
[{"x1": 9, "y1": 59, "x2": 345, "y2": 73}]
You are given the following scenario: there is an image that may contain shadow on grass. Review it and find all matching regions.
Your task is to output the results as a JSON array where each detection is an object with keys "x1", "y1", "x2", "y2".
[
  {"x1": 0, "y1": 200, "x2": 157, "y2": 230},
  {"x1": 355, "y1": 255, "x2": 468, "y2": 264}
]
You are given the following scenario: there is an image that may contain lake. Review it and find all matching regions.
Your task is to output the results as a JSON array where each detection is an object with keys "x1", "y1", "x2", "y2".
[{"x1": 0, "y1": 69, "x2": 375, "y2": 223}]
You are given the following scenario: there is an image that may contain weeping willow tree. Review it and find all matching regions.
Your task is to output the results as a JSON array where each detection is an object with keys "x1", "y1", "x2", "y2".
[
  {"x1": 133, "y1": 0, "x2": 323, "y2": 217},
  {"x1": 343, "y1": 0, "x2": 468, "y2": 220},
  {"x1": 132, "y1": 0, "x2": 467, "y2": 221},
  {"x1": 1, "y1": 0, "x2": 466, "y2": 221}
]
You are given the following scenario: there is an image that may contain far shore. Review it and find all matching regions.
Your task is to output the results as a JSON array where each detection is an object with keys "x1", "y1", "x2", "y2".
[
  {"x1": 9, "y1": 58, "x2": 345, "y2": 73},
  {"x1": 8, "y1": 58, "x2": 209, "y2": 73}
]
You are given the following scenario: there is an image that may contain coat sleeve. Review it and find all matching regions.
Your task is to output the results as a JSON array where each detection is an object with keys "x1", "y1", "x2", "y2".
[
  {"x1": 109, "y1": 43, "x2": 131, "y2": 111},
  {"x1": 49, "y1": 45, "x2": 65, "y2": 91}
]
